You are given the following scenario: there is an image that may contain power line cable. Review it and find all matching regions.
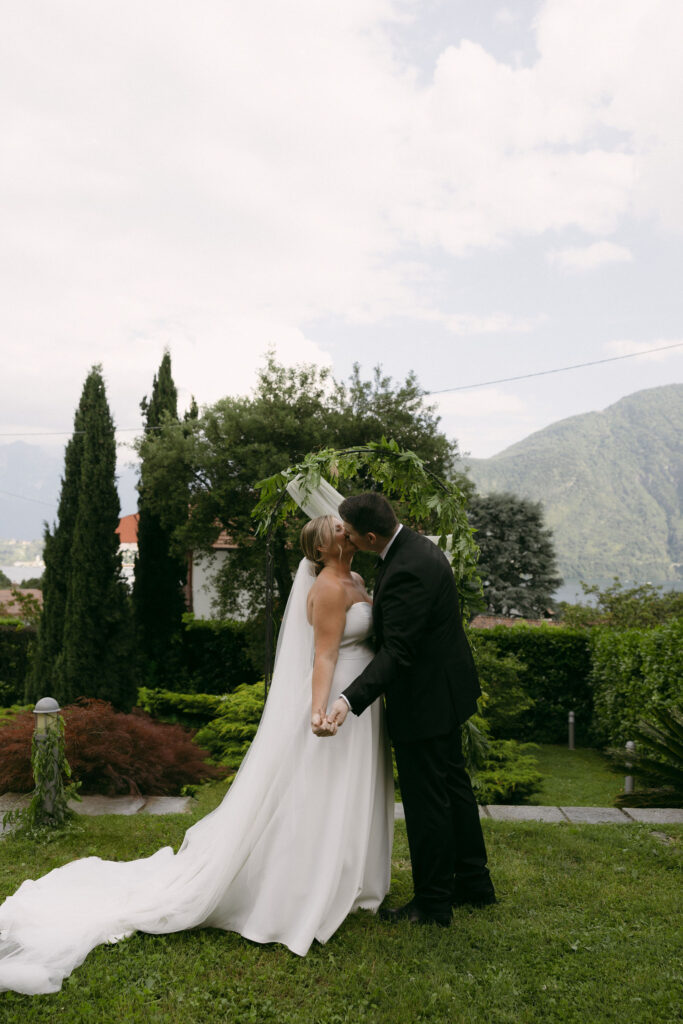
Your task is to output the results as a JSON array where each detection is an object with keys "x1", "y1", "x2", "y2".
[
  {"x1": 0, "y1": 488, "x2": 56, "y2": 508},
  {"x1": 0, "y1": 341, "x2": 681, "y2": 435},
  {"x1": 425, "y1": 341, "x2": 683, "y2": 395}
]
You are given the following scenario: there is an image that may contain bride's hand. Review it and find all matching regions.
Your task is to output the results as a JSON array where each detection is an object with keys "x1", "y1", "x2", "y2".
[{"x1": 311, "y1": 710, "x2": 338, "y2": 737}]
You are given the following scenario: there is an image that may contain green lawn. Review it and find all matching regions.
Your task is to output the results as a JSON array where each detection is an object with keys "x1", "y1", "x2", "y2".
[
  {"x1": 1, "y1": 781, "x2": 681, "y2": 1024},
  {"x1": 529, "y1": 745, "x2": 623, "y2": 807}
]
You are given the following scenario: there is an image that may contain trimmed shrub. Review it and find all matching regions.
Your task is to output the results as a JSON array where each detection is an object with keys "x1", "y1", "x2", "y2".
[
  {"x1": 470, "y1": 625, "x2": 593, "y2": 744},
  {"x1": 136, "y1": 682, "x2": 265, "y2": 771},
  {"x1": 179, "y1": 616, "x2": 260, "y2": 695},
  {"x1": 136, "y1": 687, "x2": 227, "y2": 728},
  {"x1": 591, "y1": 620, "x2": 683, "y2": 746},
  {"x1": 0, "y1": 698, "x2": 226, "y2": 795},
  {"x1": 0, "y1": 622, "x2": 35, "y2": 705},
  {"x1": 471, "y1": 739, "x2": 543, "y2": 805},
  {"x1": 194, "y1": 682, "x2": 265, "y2": 768}
]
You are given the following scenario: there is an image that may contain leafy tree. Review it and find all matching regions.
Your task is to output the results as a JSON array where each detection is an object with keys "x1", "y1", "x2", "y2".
[
  {"x1": 0, "y1": 569, "x2": 11, "y2": 588},
  {"x1": 137, "y1": 356, "x2": 461, "y2": 632},
  {"x1": 466, "y1": 491, "x2": 562, "y2": 619},
  {"x1": 559, "y1": 577, "x2": 683, "y2": 629},
  {"x1": 0, "y1": 587, "x2": 42, "y2": 627},
  {"x1": 56, "y1": 367, "x2": 135, "y2": 709},
  {"x1": 27, "y1": 398, "x2": 86, "y2": 702},
  {"x1": 17, "y1": 576, "x2": 43, "y2": 589},
  {"x1": 133, "y1": 351, "x2": 188, "y2": 687}
]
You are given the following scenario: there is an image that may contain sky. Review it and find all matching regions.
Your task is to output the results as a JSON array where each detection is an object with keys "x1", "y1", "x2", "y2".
[{"x1": 1, "y1": 0, "x2": 682, "y2": 484}]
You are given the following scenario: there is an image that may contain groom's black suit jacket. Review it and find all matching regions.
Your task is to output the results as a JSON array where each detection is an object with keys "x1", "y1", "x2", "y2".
[{"x1": 342, "y1": 527, "x2": 480, "y2": 742}]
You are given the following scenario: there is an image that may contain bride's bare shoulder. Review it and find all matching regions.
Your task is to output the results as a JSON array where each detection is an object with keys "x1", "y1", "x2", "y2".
[{"x1": 307, "y1": 572, "x2": 347, "y2": 622}]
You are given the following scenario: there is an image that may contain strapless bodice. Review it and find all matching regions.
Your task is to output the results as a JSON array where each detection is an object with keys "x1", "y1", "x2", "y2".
[{"x1": 338, "y1": 601, "x2": 373, "y2": 652}]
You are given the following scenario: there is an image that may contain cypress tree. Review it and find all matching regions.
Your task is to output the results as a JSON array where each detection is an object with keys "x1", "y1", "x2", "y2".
[
  {"x1": 133, "y1": 350, "x2": 187, "y2": 687},
  {"x1": 58, "y1": 366, "x2": 134, "y2": 709},
  {"x1": 26, "y1": 405, "x2": 86, "y2": 702}
]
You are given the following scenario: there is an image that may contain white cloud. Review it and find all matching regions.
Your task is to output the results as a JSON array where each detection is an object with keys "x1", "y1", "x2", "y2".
[
  {"x1": 604, "y1": 339, "x2": 683, "y2": 363},
  {"x1": 494, "y1": 7, "x2": 519, "y2": 26},
  {"x1": 431, "y1": 388, "x2": 527, "y2": 418},
  {"x1": 0, "y1": 0, "x2": 682, "y2": 440},
  {"x1": 547, "y1": 241, "x2": 633, "y2": 272}
]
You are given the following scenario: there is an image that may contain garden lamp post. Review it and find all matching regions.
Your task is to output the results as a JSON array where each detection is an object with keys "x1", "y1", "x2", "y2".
[
  {"x1": 32, "y1": 697, "x2": 62, "y2": 818},
  {"x1": 624, "y1": 740, "x2": 635, "y2": 796}
]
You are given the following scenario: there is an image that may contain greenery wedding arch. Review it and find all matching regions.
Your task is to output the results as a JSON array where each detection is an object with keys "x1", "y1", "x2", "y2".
[{"x1": 252, "y1": 438, "x2": 481, "y2": 694}]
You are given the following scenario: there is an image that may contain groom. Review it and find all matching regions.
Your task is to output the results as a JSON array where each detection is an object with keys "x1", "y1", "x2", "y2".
[{"x1": 326, "y1": 493, "x2": 495, "y2": 926}]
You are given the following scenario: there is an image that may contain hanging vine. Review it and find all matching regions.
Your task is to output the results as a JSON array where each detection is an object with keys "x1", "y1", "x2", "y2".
[{"x1": 2, "y1": 717, "x2": 81, "y2": 838}]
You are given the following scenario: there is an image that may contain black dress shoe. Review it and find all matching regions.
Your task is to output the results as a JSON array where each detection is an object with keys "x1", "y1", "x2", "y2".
[
  {"x1": 452, "y1": 889, "x2": 497, "y2": 909},
  {"x1": 379, "y1": 900, "x2": 451, "y2": 927}
]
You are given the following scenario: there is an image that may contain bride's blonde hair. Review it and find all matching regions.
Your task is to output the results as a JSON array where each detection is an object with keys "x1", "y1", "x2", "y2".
[{"x1": 300, "y1": 515, "x2": 340, "y2": 576}]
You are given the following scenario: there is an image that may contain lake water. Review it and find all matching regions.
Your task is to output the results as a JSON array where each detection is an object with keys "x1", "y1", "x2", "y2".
[{"x1": 0, "y1": 564, "x2": 44, "y2": 584}]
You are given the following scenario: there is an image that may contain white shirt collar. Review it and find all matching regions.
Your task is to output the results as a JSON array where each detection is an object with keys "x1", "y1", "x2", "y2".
[{"x1": 378, "y1": 523, "x2": 402, "y2": 560}]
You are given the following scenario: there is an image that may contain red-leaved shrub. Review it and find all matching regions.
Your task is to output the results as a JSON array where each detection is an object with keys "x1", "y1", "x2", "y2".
[{"x1": 0, "y1": 698, "x2": 226, "y2": 795}]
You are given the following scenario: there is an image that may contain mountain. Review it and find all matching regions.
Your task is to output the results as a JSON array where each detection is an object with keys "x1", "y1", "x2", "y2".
[
  {"x1": 463, "y1": 384, "x2": 683, "y2": 586},
  {"x1": 0, "y1": 441, "x2": 139, "y2": 541}
]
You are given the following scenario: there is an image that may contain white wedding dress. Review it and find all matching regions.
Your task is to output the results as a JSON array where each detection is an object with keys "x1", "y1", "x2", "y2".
[{"x1": 0, "y1": 548, "x2": 393, "y2": 995}]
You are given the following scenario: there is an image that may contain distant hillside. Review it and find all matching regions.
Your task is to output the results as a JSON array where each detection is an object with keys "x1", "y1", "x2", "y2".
[
  {"x1": 463, "y1": 384, "x2": 683, "y2": 585},
  {"x1": 0, "y1": 441, "x2": 139, "y2": 541}
]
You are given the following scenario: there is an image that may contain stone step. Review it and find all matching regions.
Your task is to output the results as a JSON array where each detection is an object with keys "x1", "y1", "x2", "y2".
[{"x1": 2, "y1": 794, "x2": 682, "y2": 825}]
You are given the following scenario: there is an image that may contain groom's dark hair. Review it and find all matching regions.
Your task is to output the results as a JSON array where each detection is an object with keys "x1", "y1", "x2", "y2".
[{"x1": 338, "y1": 493, "x2": 398, "y2": 537}]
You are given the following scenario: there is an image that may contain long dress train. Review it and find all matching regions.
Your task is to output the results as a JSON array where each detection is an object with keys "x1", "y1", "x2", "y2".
[{"x1": 0, "y1": 570, "x2": 393, "y2": 995}]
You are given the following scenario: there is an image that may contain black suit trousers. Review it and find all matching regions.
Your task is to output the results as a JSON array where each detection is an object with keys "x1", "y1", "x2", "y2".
[{"x1": 393, "y1": 725, "x2": 490, "y2": 914}]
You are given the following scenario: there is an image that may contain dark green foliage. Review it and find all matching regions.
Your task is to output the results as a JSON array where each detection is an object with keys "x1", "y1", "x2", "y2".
[
  {"x1": 471, "y1": 625, "x2": 594, "y2": 744},
  {"x1": 0, "y1": 622, "x2": 34, "y2": 704},
  {"x1": 610, "y1": 705, "x2": 683, "y2": 807},
  {"x1": 560, "y1": 577, "x2": 683, "y2": 629},
  {"x1": 591, "y1": 619, "x2": 683, "y2": 746},
  {"x1": 180, "y1": 616, "x2": 259, "y2": 694},
  {"x1": 0, "y1": 568, "x2": 11, "y2": 587},
  {"x1": 193, "y1": 681, "x2": 265, "y2": 768},
  {"x1": 471, "y1": 641, "x2": 535, "y2": 737},
  {"x1": 133, "y1": 350, "x2": 188, "y2": 688},
  {"x1": 467, "y1": 491, "x2": 562, "y2": 618},
  {"x1": 2, "y1": 716, "x2": 80, "y2": 837},
  {"x1": 27, "y1": 400, "x2": 86, "y2": 703},
  {"x1": 56, "y1": 367, "x2": 134, "y2": 709},
  {"x1": 471, "y1": 739, "x2": 543, "y2": 804},
  {"x1": 137, "y1": 356, "x2": 463, "y2": 625},
  {"x1": 17, "y1": 575, "x2": 43, "y2": 589},
  {"x1": 136, "y1": 687, "x2": 227, "y2": 728}
]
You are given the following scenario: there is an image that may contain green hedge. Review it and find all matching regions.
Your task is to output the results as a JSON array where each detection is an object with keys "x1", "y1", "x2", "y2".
[
  {"x1": 136, "y1": 682, "x2": 265, "y2": 772},
  {"x1": 590, "y1": 620, "x2": 683, "y2": 746},
  {"x1": 0, "y1": 622, "x2": 35, "y2": 705},
  {"x1": 179, "y1": 617, "x2": 260, "y2": 695},
  {"x1": 136, "y1": 687, "x2": 228, "y2": 728},
  {"x1": 470, "y1": 625, "x2": 593, "y2": 744}
]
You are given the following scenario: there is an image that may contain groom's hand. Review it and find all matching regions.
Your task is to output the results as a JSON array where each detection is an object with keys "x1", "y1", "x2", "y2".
[
  {"x1": 311, "y1": 711, "x2": 338, "y2": 737},
  {"x1": 327, "y1": 698, "x2": 349, "y2": 729}
]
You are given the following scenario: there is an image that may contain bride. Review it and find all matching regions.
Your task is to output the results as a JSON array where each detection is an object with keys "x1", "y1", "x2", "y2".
[{"x1": 0, "y1": 497, "x2": 393, "y2": 995}]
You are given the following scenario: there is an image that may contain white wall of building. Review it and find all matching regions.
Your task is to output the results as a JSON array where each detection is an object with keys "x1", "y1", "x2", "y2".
[{"x1": 190, "y1": 550, "x2": 231, "y2": 620}]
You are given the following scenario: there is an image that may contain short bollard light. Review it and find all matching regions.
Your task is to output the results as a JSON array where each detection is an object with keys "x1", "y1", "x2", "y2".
[
  {"x1": 33, "y1": 696, "x2": 61, "y2": 735},
  {"x1": 624, "y1": 740, "x2": 636, "y2": 796},
  {"x1": 32, "y1": 696, "x2": 63, "y2": 821},
  {"x1": 568, "y1": 710, "x2": 575, "y2": 750}
]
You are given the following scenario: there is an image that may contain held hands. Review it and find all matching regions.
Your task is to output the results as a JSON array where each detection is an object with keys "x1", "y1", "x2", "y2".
[{"x1": 311, "y1": 698, "x2": 349, "y2": 737}]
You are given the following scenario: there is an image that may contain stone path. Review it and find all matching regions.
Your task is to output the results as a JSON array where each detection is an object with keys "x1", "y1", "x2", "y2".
[{"x1": 2, "y1": 794, "x2": 682, "y2": 831}]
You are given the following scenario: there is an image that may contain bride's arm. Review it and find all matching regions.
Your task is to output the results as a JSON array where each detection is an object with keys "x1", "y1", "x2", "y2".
[{"x1": 309, "y1": 579, "x2": 347, "y2": 729}]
